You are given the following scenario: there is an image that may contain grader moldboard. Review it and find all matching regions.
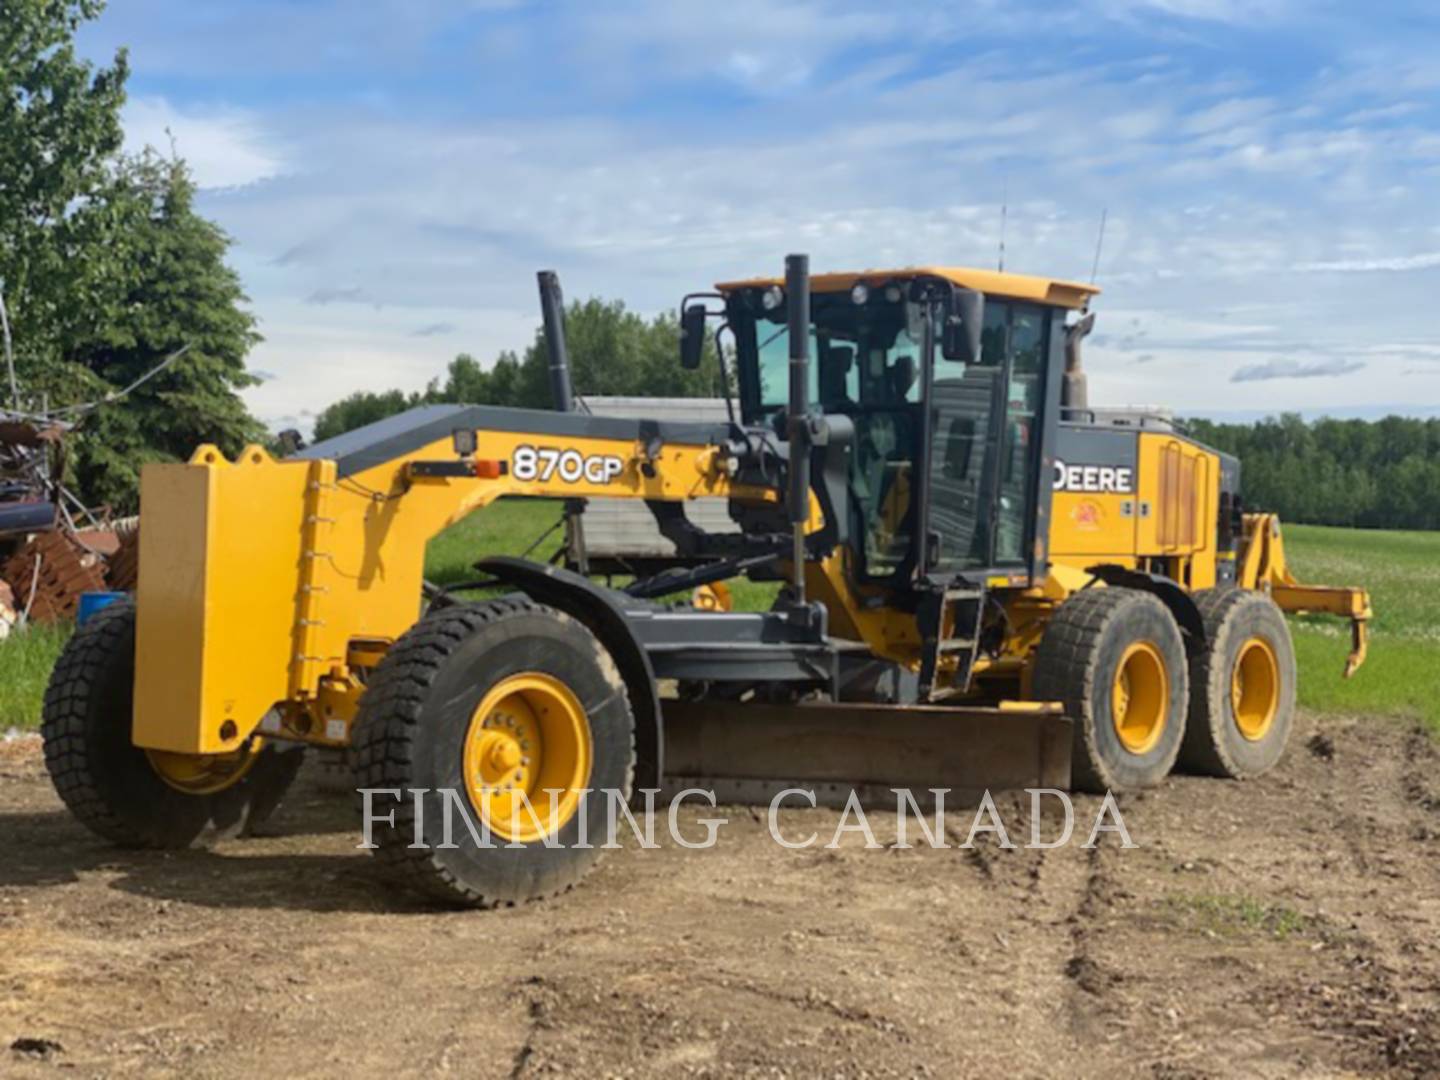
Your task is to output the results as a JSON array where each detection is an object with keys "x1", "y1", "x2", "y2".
[{"x1": 42, "y1": 255, "x2": 1371, "y2": 907}]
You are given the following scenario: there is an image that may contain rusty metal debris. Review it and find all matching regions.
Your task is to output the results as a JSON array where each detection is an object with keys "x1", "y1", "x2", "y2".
[
  {"x1": 0, "y1": 410, "x2": 139, "y2": 625},
  {"x1": 1, "y1": 530, "x2": 107, "y2": 622},
  {"x1": 0, "y1": 287, "x2": 183, "y2": 626}
]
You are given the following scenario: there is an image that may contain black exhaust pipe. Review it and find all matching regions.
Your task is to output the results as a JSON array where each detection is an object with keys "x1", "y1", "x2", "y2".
[
  {"x1": 536, "y1": 270, "x2": 587, "y2": 571},
  {"x1": 537, "y1": 270, "x2": 575, "y2": 414},
  {"x1": 785, "y1": 253, "x2": 811, "y2": 603}
]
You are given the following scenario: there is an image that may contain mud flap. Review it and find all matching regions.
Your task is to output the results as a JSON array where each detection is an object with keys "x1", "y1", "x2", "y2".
[{"x1": 660, "y1": 700, "x2": 1073, "y2": 808}]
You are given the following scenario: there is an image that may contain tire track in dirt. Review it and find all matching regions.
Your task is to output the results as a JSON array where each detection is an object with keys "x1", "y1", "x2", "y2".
[
  {"x1": 1062, "y1": 839, "x2": 1130, "y2": 1042},
  {"x1": 1400, "y1": 726, "x2": 1440, "y2": 821},
  {"x1": 939, "y1": 791, "x2": 1126, "y2": 1074},
  {"x1": 1280, "y1": 717, "x2": 1440, "y2": 1078},
  {"x1": 508, "y1": 976, "x2": 548, "y2": 1079}
]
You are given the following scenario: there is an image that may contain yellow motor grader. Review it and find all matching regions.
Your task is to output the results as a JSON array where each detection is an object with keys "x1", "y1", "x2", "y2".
[{"x1": 41, "y1": 255, "x2": 1370, "y2": 906}]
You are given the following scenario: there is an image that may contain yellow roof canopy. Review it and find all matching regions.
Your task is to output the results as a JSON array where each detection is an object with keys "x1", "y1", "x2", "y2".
[{"x1": 716, "y1": 265, "x2": 1099, "y2": 310}]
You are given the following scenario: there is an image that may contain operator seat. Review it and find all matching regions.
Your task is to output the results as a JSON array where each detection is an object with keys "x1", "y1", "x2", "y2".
[{"x1": 863, "y1": 354, "x2": 920, "y2": 570}]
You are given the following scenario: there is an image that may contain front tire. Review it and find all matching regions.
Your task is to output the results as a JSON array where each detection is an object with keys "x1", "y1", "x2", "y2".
[
  {"x1": 349, "y1": 598, "x2": 635, "y2": 908},
  {"x1": 1033, "y1": 587, "x2": 1189, "y2": 792},
  {"x1": 41, "y1": 598, "x2": 304, "y2": 849},
  {"x1": 1179, "y1": 589, "x2": 1296, "y2": 778}
]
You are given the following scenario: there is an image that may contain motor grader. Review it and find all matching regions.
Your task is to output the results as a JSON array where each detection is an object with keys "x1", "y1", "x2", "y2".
[{"x1": 41, "y1": 255, "x2": 1370, "y2": 907}]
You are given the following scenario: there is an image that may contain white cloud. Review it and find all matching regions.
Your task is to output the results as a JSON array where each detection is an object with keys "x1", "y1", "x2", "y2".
[
  {"x1": 240, "y1": 300, "x2": 536, "y2": 433},
  {"x1": 1294, "y1": 252, "x2": 1440, "y2": 273},
  {"x1": 123, "y1": 96, "x2": 283, "y2": 189},
  {"x1": 1097, "y1": 0, "x2": 1295, "y2": 21},
  {"x1": 1231, "y1": 357, "x2": 1366, "y2": 382},
  {"x1": 89, "y1": 0, "x2": 1432, "y2": 428}
]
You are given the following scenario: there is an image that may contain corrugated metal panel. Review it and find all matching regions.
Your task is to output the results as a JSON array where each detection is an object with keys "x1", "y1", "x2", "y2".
[{"x1": 576, "y1": 397, "x2": 738, "y2": 557}]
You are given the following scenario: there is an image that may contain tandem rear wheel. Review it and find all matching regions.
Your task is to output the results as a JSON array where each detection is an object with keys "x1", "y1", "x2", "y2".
[
  {"x1": 1179, "y1": 588, "x2": 1296, "y2": 779},
  {"x1": 41, "y1": 598, "x2": 304, "y2": 849},
  {"x1": 348, "y1": 598, "x2": 635, "y2": 908},
  {"x1": 1034, "y1": 587, "x2": 1189, "y2": 793}
]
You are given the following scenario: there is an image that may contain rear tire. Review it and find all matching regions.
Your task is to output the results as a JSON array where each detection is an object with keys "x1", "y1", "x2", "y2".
[
  {"x1": 349, "y1": 598, "x2": 635, "y2": 908},
  {"x1": 41, "y1": 598, "x2": 304, "y2": 849},
  {"x1": 1033, "y1": 587, "x2": 1188, "y2": 792},
  {"x1": 1179, "y1": 589, "x2": 1296, "y2": 778}
]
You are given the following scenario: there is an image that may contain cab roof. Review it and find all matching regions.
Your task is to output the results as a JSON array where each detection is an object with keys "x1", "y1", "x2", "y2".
[{"x1": 716, "y1": 266, "x2": 1099, "y2": 310}]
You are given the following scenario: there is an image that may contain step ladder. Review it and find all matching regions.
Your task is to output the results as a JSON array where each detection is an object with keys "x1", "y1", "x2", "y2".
[{"x1": 917, "y1": 586, "x2": 985, "y2": 702}]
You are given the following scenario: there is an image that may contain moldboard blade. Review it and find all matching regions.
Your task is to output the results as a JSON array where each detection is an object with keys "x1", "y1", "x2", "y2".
[{"x1": 660, "y1": 700, "x2": 1073, "y2": 808}]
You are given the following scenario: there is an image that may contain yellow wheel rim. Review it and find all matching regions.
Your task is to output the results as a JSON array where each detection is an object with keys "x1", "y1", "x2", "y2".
[
  {"x1": 146, "y1": 743, "x2": 261, "y2": 795},
  {"x1": 463, "y1": 672, "x2": 592, "y2": 843},
  {"x1": 1231, "y1": 636, "x2": 1280, "y2": 742},
  {"x1": 1111, "y1": 641, "x2": 1169, "y2": 756}
]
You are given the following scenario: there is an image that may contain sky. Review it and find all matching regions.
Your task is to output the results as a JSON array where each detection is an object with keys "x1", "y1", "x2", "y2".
[{"x1": 76, "y1": 0, "x2": 1440, "y2": 434}]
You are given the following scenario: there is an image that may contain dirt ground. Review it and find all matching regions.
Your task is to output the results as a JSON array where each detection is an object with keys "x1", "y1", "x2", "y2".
[{"x1": 2, "y1": 711, "x2": 1438, "y2": 1079}]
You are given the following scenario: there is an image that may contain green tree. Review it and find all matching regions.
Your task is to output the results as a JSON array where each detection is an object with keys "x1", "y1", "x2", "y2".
[
  {"x1": 313, "y1": 388, "x2": 418, "y2": 442},
  {"x1": 312, "y1": 299, "x2": 728, "y2": 440},
  {"x1": 1188, "y1": 412, "x2": 1440, "y2": 530},
  {"x1": 63, "y1": 153, "x2": 264, "y2": 509},
  {"x1": 424, "y1": 350, "x2": 525, "y2": 407},
  {"x1": 514, "y1": 300, "x2": 723, "y2": 406},
  {"x1": 0, "y1": 0, "x2": 128, "y2": 381},
  {"x1": 0, "y1": 3, "x2": 265, "y2": 510},
  {"x1": 0, "y1": 1, "x2": 267, "y2": 512}
]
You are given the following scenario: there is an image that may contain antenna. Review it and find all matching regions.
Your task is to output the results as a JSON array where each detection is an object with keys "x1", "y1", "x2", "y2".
[
  {"x1": 1089, "y1": 207, "x2": 1108, "y2": 285},
  {"x1": 998, "y1": 180, "x2": 1008, "y2": 272}
]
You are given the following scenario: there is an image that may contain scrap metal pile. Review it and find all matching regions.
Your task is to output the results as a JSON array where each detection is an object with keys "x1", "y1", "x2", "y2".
[
  {"x1": 0, "y1": 301, "x2": 178, "y2": 632},
  {"x1": 0, "y1": 413, "x2": 136, "y2": 632}
]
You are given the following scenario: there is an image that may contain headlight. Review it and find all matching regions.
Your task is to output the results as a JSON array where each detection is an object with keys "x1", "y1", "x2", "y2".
[
  {"x1": 761, "y1": 285, "x2": 784, "y2": 311},
  {"x1": 850, "y1": 283, "x2": 869, "y2": 306}
]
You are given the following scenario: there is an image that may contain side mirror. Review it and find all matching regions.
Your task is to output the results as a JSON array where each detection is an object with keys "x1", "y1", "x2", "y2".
[
  {"x1": 679, "y1": 303, "x2": 707, "y2": 369},
  {"x1": 941, "y1": 287, "x2": 984, "y2": 365}
]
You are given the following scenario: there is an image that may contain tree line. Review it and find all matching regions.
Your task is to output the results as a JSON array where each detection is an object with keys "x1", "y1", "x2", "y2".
[
  {"x1": 312, "y1": 297, "x2": 724, "y2": 441},
  {"x1": 1186, "y1": 414, "x2": 1440, "y2": 531},
  {"x1": 317, "y1": 317, "x2": 1439, "y2": 532}
]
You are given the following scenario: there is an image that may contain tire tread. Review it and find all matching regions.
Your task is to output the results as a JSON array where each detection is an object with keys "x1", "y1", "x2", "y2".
[
  {"x1": 41, "y1": 600, "x2": 148, "y2": 847},
  {"x1": 1033, "y1": 587, "x2": 1187, "y2": 792},
  {"x1": 349, "y1": 597, "x2": 635, "y2": 908}
]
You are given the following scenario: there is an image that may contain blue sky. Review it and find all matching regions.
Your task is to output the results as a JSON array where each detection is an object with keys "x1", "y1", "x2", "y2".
[{"x1": 77, "y1": 0, "x2": 1440, "y2": 433}]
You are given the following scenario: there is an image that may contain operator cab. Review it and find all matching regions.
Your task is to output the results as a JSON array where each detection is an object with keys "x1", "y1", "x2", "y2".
[{"x1": 710, "y1": 268, "x2": 1097, "y2": 590}]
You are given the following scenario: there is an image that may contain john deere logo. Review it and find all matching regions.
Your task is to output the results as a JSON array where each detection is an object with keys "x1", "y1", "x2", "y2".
[{"x1": 1054, "y1": 460, "x2": 1134, "y2": 494}]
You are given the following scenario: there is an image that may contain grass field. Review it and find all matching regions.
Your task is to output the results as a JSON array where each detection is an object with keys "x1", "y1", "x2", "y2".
[
  {"x1": 1282, "y1": 523, "x2": 1439, "y2": 732},
  {"x1": 1, "y1": 507, "x2": 1432, "y2": 733},
  {"x1": 0, "y1": 622, "x2": 71, "y2": 732}
]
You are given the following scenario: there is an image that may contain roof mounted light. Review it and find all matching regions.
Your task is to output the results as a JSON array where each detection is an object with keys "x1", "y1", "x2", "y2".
[
  {"x1": 884, "y1": 284, "x2": 903, "y2": 303},
  {"x1": 850, "y1": 283, "x2": 869, "y2": 306},
  {"x1": 761, "y1": 285, "x2": 785, "y2": 311}
]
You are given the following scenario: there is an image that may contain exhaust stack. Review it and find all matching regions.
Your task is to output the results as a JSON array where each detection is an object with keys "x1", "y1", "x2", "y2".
[
  {"x1": 537, "y1": 270, "x2": 575, "y2": 414},
  {"x1": 1062, "y1": 311, "x2": 1096, "y2": 413},
  {"x1": 536, "y1": 270, "x2": 587, "y2": 570}
]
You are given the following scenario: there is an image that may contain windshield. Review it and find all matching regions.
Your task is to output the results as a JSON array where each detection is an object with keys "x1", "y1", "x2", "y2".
[{"x1": 750, "y1": 292, "x2": 925, "y2": 413}]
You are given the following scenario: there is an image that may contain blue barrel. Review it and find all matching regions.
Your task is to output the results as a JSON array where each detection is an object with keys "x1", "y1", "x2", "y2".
[{"x1": 77, "y1": 591, "x2": 127, "y2": 625}]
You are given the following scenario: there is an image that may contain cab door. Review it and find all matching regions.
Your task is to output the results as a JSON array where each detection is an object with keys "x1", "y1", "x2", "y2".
[{"x1": 922, "y1": 301, "x2": 1049, "y2": 578}]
